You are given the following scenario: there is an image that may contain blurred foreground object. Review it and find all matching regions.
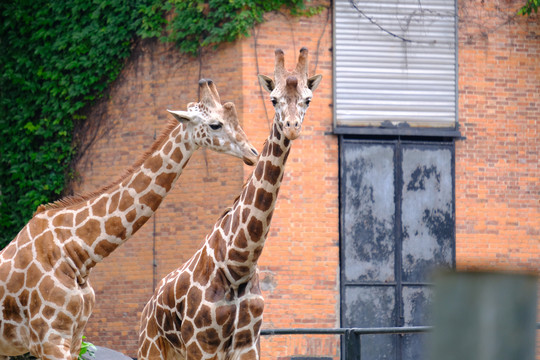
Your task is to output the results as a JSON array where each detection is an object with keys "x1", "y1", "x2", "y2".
[{"x1": 430, "y1": 271, "x2": 537, "y2": 360}]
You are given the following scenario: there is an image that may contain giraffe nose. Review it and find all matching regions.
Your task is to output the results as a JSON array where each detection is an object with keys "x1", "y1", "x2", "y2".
[{"x1": 283, "y1": 118, "x2": 302, "y2": 140}]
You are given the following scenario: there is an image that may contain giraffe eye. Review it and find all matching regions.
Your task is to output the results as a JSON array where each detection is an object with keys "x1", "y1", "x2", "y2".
[
  {"x1": 305, "y1": 98, "x2": 312, "y2": 106},
  {"x1": 209, "y1": 123, "x2": 222, "y2": 130},
  {"x1": 271, "y1": 97, "x2": 278, "y2": 107}
]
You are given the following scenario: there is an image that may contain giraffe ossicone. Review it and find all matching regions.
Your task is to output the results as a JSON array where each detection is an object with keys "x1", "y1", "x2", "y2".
[
  {"x1": 138, "y1": 48, "x2": 322, "y2": 360},
  {"x1": 0, "y1": 79, "x2": 257, "y2": 360}
]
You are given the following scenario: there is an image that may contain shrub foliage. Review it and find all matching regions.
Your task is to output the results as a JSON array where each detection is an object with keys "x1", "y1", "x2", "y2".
[{"x1": 0, "y1": 0, "x2": 318, "y2": 247}]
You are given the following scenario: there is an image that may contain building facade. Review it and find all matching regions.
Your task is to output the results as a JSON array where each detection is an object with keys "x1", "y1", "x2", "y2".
[{"x1": 74, "y1": 0, "x2": 538, "y2": 357}]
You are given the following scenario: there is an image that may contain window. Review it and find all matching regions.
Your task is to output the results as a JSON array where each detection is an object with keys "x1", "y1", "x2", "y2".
[{"x1": 334, "y1": 0, "x2": 457, "y2": 131}]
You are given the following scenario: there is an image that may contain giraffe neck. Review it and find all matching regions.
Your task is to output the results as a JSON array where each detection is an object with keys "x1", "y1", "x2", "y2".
[
  {"x1": 209, "y1": 121, "x2": 290, "y2": 285},
  {"x1": 43, "y1": 122, "x2": 196, "y2": 279}
]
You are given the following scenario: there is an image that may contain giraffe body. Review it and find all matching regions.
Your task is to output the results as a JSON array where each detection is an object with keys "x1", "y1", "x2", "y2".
[
  {"x1": 138, "y1": 48, "x2": 322, "y2": 360},
  {"x1": 0, "y1": 80, "x2": 257, "y2": 360}
]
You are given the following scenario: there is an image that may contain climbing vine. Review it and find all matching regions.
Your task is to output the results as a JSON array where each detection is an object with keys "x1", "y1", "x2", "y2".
[{"x1": 0, "y1": 0, "x2": 319, "y2": 248}]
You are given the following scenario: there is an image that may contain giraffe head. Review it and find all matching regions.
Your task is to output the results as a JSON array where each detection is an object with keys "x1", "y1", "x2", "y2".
[
  {"x1": 168, "y1": 79, "x2": 258, "y2": 165},
  {"x1": 258, "y1": 48, "x2": 323, "y2": 140}
]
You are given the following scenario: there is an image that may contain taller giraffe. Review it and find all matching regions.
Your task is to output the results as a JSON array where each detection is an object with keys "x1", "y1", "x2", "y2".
[
  {"x1": 0, "y1": 80, "x2": 258, "y2": 360},
  {"x1": 138, "y1": 48, "x2": 322, "y2": 360}
]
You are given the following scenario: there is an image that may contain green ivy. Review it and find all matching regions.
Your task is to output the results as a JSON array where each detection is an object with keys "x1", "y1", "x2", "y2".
[
  {"x1": 518, "y1": 0, "x2": 539, "y2": 15},
  {"x1": 0, "y1": 0, "x2": 318, "y2": 248}
]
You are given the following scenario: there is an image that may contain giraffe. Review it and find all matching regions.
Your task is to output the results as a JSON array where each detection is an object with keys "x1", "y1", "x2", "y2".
[
  {"x1": 138, "y1": 48, "x2": 322, "y2": 360},
  {"x1": 0, "y1": 79, "x2": 258, "y2": 360}
]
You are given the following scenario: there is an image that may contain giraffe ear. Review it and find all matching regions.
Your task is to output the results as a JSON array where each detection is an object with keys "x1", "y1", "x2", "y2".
[
  {"x1": 307, "y1": 74, "x2": 322, "y2": 92},
  {"x1": 258, "y1": 74, "x2": 275, "y2": 93},
  {"x1": 167, "y1": 109, "x2": 192, "y2": 123}
]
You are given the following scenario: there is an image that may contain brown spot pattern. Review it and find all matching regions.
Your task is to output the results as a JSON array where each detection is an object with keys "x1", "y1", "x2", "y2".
[
  {"x1": 155, "y1": 172, "x2": 176, "y2": 192},
  {"x1": 140, "y1": 190, "x2": 162, "y2": 212},
  {"x1": 132, "y1": 173, "x2": 153, "y2": 194}
]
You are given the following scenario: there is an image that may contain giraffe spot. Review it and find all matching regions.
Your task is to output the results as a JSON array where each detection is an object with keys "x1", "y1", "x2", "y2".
[
  {"x1": 196, "y1": 328, "x2": 221, "y2": 353},
  {"x1": 161, "y1": 283, "x2": 176, "y2": 309},
  {"x1": 146, "y1": 155, "x2": 163, "y2": 173},
  {"x1": 220, "y1": 214, "x2": 232, "y2": 236},
  {"x1": 171, "y1": 144, "x2": 187, "y2": 164},
  {"x1": 125, "y1": 209, "x2": 137, "y2": 223},
  {"x1": 92, "y1": 196, "x2": 108, "y2": 217},
  {"x1": 215, "y1": 304, "x2": 236, "y2": 337},
  {"x1": 244, "y1": 183, "x2": 256, "y2": 205},
  {"x1": 238, "y1": 300, "x2": 251, "y2": 328},
  {"x1": 28, "y1": 217, "x2": 49, "y2": 239},
  {"x1": 264, "y1": 161, "x2": 282, "y2": 186},
  {"x1": 176, "y1": 271, "x2": 191, "y2": 298},
  {"x1": 186, "y1": 287, "x2": 202, "y2": 318},
  {"x1": 52, "y1": 212, "x2": 74, "y2": 228},
  {"x1": 51, "y1": 310, "x2": 73, "y2": 332},
  {"x1": 155, "y1": 306, "x2": 166, "y2": 328},
  {"x1": 155, "y1": 172, "x2": 177, "y2": 192},
  {"x1": 118, "y1": 191, "x2": 134, "y2": 212},
  {"x1": 234, "y1": 329, "x2": 253, "y2": 348},
  {"x1": 39, "y1": 277, "x2": 64, "y2": 307},
  {"x1": 30, "y1": 317, "x2": 48, "y2": 341},
  {"x1": 186, "y1": 343, "x2": 203, "y2": 359},
  {"x1": 132, "y1": 215, "x2": 150, "y2": 234},
  {"x1": 66, "y1": 294, "x2": 82, "y2": 315},
  {"x1": 234, "y1": 229, "x2": 248, "y2": 249},
  {"x1": 76, "y1": 219, "x2": 101, "y2": 247},
  {"x1": 171, "y1": 127, "x2": 180, "y2": 139},
  {"x1": 283, "y1": 137, "x2": 290, "y2": 148},
  {"x1": 13, "y1": 249, "x2": 32, "y2": 270},
  {"x1": 274, "y1": 124, "x2": 281, "y2": 140},
  {"x1": 75, "y1": 208, "x2": 89, "y2": 226},
  {"x1": 163, "y1": 141, "x2": 172, "y2": 155},
  {"x1": 206, "y1": 276, "x2": 226, "y2": 302},
  {"x1": 94, "y1": 240, "x2": 119, "y2": 259},
  {"x1": 64, "y1": 241, "x2": 90, "y2": 270},
  {"x1": 105, "y1": 216, "x2": 126, "y2": 239},
  {"x1": 3, "y1": 322, "x2": 18, "y2": 340},
  {"x1": 42, "y1": 305, "x2": 56, "y2": 320},
  {"x1": 6, "y1": 271, "x2": 25, "y2": 294},
  {"x1": 254, "y1": 188, "x2": 274, "y2": 212},
  {"x1": 26, "y1": 263, "x2": 43, "y2": 288},
  {"x1": 109, "y1": 192, "x2": 120, "y2": 213},
  {"x1": 145, "y1": 316, "x2": 159, "y2": 338},
  {"x1": 249, "y1": 298, "x2": 264, "y2": 319},
  {"x1": 228, "y1": 265, "x2": 250, "y2": 281},
  {"x1": 261, "y1": 141, "x2": 271, "y2": 157},
  {"x1": 140, "y1": 190, "x2": 162, "y2": 212},
  {"x1": 165, "y1": 331, "x2": 183, "y2": 348},
  {"x1": 19, "y1": 289, "x2": 29, "y2": 308},
  {"x1": 208, "y1": 233, "x2": 226, "y2": 263},
  {"x1": 132, "y1": 172, "x2": 153, "y2": 194},
  {"x1": 181, "y1": 319, "x2": 195, "y2": 343},
  {"x1": 254, "y1": 162, "x2": 264, "y2": 181},
  {"x1": 3, "y1": 295, "x2": 22, "y2": 322},
  {"x1": 56, "y1": 262, "x2": 76, "y2": 285},
  {"x1": 54, "y1": 228, "x2": 73, "y2": 242},
  {"x1": 228, "y1": 249, "x2": 250, "y2": 263},
  {"x1": 231, "y1": 213, "x2": 240, "y2": 234},
  {"x1": 43, "y1": 342, "x2": 65, "y2": 359},
  {"x1": 272, "y1": 142, "x2": 284, "y2": 158},
  {"x1": 1, "y1": 243, "x2": 16, "y2": 261},
  {"x1": 193, "y1": 250, "x2": 215, "y2": 286},
  {"x1": 247, "y1": 217, "x2": 263, "y2": 240},
  {"x1": 241, "y1": 208, "x2": 250, "y2": 224},
  {"x1": 239, "y1": 349, "x2": 258, "y2": 360},
  {"x1": 35, "y1": 231, "x2": 61, "y2": 265},
  {"x1": 194, "y1": 304, "x2": 212, "y2": 328}
]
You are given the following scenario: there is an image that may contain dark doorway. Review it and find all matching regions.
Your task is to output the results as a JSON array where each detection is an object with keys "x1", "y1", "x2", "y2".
[{"x1": 339, "y1": 137, "x2": 456, "y2": 360}]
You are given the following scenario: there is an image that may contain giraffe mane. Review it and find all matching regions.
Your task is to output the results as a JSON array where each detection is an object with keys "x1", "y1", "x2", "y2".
[{"x1": 33, "y1": 119, "x2": 181, "y2": 216}]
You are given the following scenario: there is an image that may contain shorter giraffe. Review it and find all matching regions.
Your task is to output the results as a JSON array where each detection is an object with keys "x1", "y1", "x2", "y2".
[
  {"x1": 0, "y1": 80, "x2": 258, "y2": 360},
  {"x1": 138, "y1": 47, "x2": 322, "y2": 360}
]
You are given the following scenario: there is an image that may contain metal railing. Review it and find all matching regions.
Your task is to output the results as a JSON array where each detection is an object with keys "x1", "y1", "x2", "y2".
[{"x1": 260, "y1": 323, "x2": 540, "y2": 360}]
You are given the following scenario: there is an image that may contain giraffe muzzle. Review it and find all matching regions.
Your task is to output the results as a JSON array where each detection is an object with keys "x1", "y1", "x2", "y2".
[{"x1": 283, "y1": 119, "x2": 301, "y2": 140}]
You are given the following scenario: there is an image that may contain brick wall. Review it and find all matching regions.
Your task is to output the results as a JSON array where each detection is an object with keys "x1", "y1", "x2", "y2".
[{"x1": 73, "y1": 0, "x2": 538, "y2": 357}]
